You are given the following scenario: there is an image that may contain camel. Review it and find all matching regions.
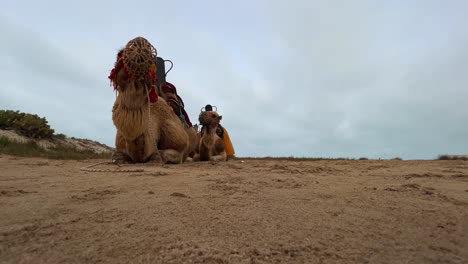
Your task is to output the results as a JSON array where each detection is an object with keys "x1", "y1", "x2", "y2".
[
  {"x1": 157, "y1": 82, "x2": 198, "y2": 160},
  {"x1": 109, "y1": 37, "x2": 193, "y2": 164},
  {"x1": 194, "y1": 110, "x2": 227, "y2": 162}
]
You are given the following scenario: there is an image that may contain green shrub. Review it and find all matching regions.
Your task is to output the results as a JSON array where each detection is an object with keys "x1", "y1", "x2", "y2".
[
  {"x1": 438, "y1": 155, "x2": 468, "y2": 161},
  {"x1": 55, "y1": 133, "x2": 67, "y2": 140},
  {"x1": 0, "y1": 110, "x2": 54, "y2": 139},
  {"x1": 438, "y1": 155, "x2": 450, "y2": 160},
  {"x1": 0, "y1": 110, "x2": 25, "y2": 129}
]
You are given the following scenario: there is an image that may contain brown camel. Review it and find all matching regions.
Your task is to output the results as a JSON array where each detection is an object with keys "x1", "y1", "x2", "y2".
[
  {"x1": 109, "y1": 37, "x2": 192, "y2": 164},
  {"x1": 194, "y1": 110, "x2": 227, "y2": 162},
  {"x1": 157, "y1": 82, "x2": 198, "y2": 161}
]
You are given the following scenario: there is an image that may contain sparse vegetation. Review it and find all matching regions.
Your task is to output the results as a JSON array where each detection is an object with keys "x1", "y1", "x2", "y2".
[
  {"x1": 438, "y1": 155, "x2": 468, "y2": 161},
  {"x1": 0, "y1": 136, "x2": 111, "y2": 160},
  {"x1": 54, "y1": 133, "x2": 67, "y2": 140},
  {"x1": 359, "y1": 157, "x2": 369, "y2": 160},
  {"x1": 0, "y1": 109, "x2": 113, "y2": 159},
  {"x1": 438, "y1": 155, "x2": 450, "y2": 160},
  {"x1": 0, "y1": 110, "x2": 54, "y2": 139}
]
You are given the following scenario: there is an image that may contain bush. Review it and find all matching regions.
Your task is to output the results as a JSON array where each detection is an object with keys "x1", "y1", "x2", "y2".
[
  {"x1": 0, "y1": 110, "x2": 54, "y2": 139},
  {"x1": 55, "y1": 133, "x2": 67, "y2": 140},
  {"x1": 0, "y1": 110, "x2": 25, "y2": 129},
  {"x1": 438, "y1": 155, "x2": 468, "y2": 161}
]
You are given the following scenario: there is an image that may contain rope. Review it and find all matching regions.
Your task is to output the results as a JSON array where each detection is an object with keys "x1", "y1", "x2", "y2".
[{"x1": 88, "y1": 82, "x2": 160, "y2": 174}]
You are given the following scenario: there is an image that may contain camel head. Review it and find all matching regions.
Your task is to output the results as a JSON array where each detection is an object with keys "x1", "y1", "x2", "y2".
[
  {"x1": 199, "y1": 111, "x2": 222, "y2": 129},
  {"x1": 109, "y1": 37, "x2": 158, "y2": 110},
  {"x1": 110, "y1": 37, "x2": 159, "y2": 141}
]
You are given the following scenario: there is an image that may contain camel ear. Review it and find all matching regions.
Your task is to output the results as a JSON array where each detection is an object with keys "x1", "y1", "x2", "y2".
[{"x1": 219, "y1": 115, "x2": 222, "y2": 120}]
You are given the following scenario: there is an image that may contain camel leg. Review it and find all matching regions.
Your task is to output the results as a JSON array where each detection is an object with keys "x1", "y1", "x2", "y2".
[
  {"x1": 145, "y1": 151, "x2": 163, "y2": 164},
  {"x1": 199, "y1": 141, "x2": 211, "y2": 161},
  {"x1": 160, "y1": 149, "x2": 184, "y2": 164},
  {"x1": 210, "y1": 152, "x2": 227, "y2": 162},
  {"x1": 112, "y1": 130, "x2": 132, "y2": 164},
  {"x1": 112, "y1": 151, "x2": 132, "y2": 164}
]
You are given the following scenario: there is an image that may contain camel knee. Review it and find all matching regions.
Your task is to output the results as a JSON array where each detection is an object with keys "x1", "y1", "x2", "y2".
[
  {"x1": 161, "y1": 149, "x2": 183, "y2": 164},
  {"x1": 210, "y1": 152, "x2": 227, "y2": 162}
]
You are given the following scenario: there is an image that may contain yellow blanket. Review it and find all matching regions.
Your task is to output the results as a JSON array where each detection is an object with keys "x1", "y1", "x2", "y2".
[{"x1": 222, "y1": 127, "x2": 235, "y2": 156}]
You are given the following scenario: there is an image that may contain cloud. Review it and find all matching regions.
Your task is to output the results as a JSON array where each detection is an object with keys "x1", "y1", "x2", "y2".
[
  {"x1": 0, "y1": 15, "x2": 116, "y2": 144},
  {"x1": 1, "y1": 1, "x2": 468, "y2": 159},
  {"x1": 229, "y1": 1, "x2": 468, "y2": 159}
]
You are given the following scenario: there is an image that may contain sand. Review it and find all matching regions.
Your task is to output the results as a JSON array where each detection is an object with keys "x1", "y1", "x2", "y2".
[{"x1": 0, "y1": 155, "x2": 467, "y2": 263}]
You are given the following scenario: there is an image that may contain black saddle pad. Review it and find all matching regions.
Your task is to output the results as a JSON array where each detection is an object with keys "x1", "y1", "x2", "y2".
[{"x1": 155, "y1": 57, "x2": 166, "y2": 87}]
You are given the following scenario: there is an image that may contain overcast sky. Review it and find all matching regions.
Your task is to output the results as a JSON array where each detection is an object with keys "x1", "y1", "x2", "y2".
[{"x1": 1, "y1": 0, "x2": 467, "y2": 159}]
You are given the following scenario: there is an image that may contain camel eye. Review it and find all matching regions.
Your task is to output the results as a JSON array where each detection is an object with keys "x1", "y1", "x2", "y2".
[{"x1": 212, "y1": 114, "x2": 217, "y2": 118}]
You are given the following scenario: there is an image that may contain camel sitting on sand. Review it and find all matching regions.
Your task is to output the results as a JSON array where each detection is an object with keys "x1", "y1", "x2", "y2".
[
  {"x1": 109, "y1": 37, "x2": 193, "y2": 164},
  {"x1": 194, "y1": 108, "x2": 228, "y2": 162},
  {"x1": 157, "y1": 81, "x2": 198, "y2": 160}
]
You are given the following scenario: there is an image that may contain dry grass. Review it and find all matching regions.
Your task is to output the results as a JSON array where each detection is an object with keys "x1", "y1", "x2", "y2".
[{"x1": 0, "y1": 136, "x2": 112, "y2": 160}]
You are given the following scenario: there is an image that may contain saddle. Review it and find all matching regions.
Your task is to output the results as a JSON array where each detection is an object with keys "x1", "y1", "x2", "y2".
[{"x1": 155, "y1": 57, "x2": 192, "y2": 127}]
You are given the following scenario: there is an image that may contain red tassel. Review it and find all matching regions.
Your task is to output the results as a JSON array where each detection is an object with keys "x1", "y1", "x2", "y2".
[{"x1": 149, "y1": 86, "x2": 158, "y2": 103}]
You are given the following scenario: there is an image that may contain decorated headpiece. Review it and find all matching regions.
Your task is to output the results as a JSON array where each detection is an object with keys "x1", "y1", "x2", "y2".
[
  {"x1": 201, "y1": 104, "x2": 217, "y2": 112},
  {"x1": 108, "y1": 37, "x2": 158, "y2": 89},
  {"x1": 123, "y1": 37, "x2": 157, "y2": 80}
]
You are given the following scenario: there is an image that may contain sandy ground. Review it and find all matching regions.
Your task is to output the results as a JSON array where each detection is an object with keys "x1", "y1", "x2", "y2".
[{"x1": 0, "y1": 155, "x2": 467, "y2": 264}]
